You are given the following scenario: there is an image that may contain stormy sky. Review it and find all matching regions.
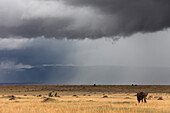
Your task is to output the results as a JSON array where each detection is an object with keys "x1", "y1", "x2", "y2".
[{"x1": 0, "y1": 0, "x2": 170, "y2": 85}]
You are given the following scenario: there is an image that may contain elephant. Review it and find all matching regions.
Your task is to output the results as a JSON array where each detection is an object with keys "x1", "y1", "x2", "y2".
[{"x1": 137, "y1": 92, "x2": 148, "y2": 103}]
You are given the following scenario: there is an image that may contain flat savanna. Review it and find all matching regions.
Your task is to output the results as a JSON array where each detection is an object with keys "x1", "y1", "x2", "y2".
[{"x1": 0, "y1": 85, "x2": 169, "y2": 113}]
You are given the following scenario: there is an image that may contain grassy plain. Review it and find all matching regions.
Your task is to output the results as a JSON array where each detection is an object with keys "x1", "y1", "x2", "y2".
[{"x1": 0, "y1": 85, "x2": 170, "y2": 113}]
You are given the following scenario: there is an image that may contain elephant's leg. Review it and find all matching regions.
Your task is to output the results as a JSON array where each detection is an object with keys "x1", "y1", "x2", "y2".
[
  {"x1": 144, "y1": 97, "x2": 147, "y2": 103},
  {"x1": 137, "y1": 97, "x2": 140, "y2": 103}
]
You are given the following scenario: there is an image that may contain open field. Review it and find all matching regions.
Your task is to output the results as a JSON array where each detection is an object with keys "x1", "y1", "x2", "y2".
[{"x1": 0, "y1": 85, "x2": 170, "y2": 113}]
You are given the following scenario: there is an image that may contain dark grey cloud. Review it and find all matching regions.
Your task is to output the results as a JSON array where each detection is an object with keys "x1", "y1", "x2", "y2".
[
  {"x1": 65, "y1": 0, "x2": 170, "y2": 32},
  {"x1": 0, "y1": 38, "x2": 78, "y2": 83},
  {"x1": 0, "y1": 18, "x2": 74, "y2": 38},
  {"x1": 0, "y1": 0, "x2": 170, "y2": 39},
  {"x1": 1, "y1": 35, "x2": 170, "y2": 84},
  {"x1": 0, "y1": 38, "x2": 75, "y2": 65}
]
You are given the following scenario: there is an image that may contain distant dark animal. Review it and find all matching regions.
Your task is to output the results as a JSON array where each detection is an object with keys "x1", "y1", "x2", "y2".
[
  {"x1": 137, "y1": 92, "x2": 148, "y2": 103},
  {"x1": 37, "y1": 94, "x2": 42, "y2": 97},
  {"x1": 158, "y1": 96, "x2": 163, "y2": 100},
  {"x1": 132, "y1": 84, "x2": 137, "y2": 86},
  {"x1": 9, "y1": 95, "x2": 15, "y2": 100},
  {"x1": 103, "y1": 95, "x2": 108, "y2": 98}
]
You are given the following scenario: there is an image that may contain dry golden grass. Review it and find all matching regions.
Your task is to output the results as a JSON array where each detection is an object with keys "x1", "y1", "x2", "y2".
[{"x1": 0, "y1": 85, "x2": 170, "y2": 113}]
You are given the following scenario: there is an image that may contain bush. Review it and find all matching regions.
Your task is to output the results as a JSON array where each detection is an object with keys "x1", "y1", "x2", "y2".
[
  {"x1": 49, "y1": 92, "x2": 53, "y2": 97},
  {"x1": 37, "y1": 94, "x2": 42, "y2": 97},
  {"x1": 54, "y1": 92, "x2": 57, "y2": 97}
]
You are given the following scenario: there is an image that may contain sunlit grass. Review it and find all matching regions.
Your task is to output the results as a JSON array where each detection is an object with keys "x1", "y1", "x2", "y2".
[{"x1": 0, "y1": 85, "x2": 170, "y2": 113}]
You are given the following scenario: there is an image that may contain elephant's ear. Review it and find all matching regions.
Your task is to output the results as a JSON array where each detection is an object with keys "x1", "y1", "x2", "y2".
[{"x1": 143, "y1": 92, "x2": 148, "y2": 96}]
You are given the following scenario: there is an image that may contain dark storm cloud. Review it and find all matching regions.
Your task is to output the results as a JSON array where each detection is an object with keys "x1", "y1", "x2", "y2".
[
  {"x1": 0, "y1": 38, "x2": 74, "y2": 65},
  {"x1": 0, "y1": 18, "x2": 73, "y2": 38},
  {"x1": 0, "y1": 38, "x2": 78, "y2": 83},
  {"x1": 0, "y1": 0, "x2": 170, "y2": 39}
]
